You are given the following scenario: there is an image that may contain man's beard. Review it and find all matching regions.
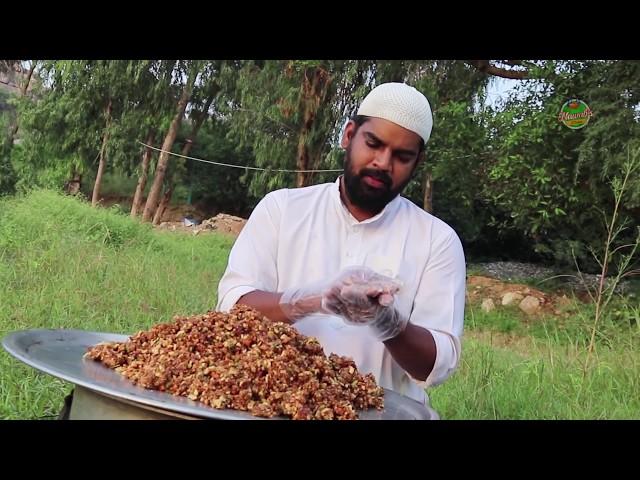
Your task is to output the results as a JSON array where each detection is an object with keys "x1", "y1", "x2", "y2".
[{"x1": 342, "y1": 147, "x2": 415, "y2": 215}]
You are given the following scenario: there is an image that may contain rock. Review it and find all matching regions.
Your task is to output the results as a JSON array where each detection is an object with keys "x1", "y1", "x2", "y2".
[
  {"x1": 198, "y1": 213, "x2": 247, "y2": 236},
  {"x1": 481, "y1": 298, "x2": 495, "y2": 313},
  {"x1": 519, "y1": 296, "x2": 541, "y2": 315},
  {"x1": 502, "y1": 292, "x2": 524, "y2": 306}
]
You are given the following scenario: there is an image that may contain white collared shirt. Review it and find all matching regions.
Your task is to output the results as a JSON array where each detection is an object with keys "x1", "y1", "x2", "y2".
[{"x1": 217, "y1": 177, "x2": 466, "y2": 408}]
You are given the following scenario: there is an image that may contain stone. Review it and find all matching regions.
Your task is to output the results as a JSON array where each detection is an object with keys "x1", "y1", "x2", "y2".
[
  {"x1": 481, "y1": 298, "x2": 496, "y2": 313},
  {"x1": 519, "y1": 296, "x2": 541, "y2": 315},
  {"x1": 502, "y1": 292, "x2": 524, "y2": 306}
]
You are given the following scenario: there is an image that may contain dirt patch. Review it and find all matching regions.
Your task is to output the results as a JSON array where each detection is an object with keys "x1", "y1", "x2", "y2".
[
  {"x1": 467, "y1": 275, "x2": 579, "y2": 318},
  {"x1": 98, "y1": 196, "x2": 213, "y2": 223},
  {"x1": 157, "y1": 213, "x2": 247, "y2": 237},
  {"x1": 158, "y1": 204, "x2": 210, "y2": 223},
  {"x1": 199, "y1": 213, "x2": 247, "y2": 236}
]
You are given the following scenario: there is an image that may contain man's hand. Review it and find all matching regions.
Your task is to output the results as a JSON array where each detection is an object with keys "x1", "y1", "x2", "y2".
[
  {"x1": 243, "y1": 265, "x2": 433, "y2": 379},
  {"x1": 322, "y1": 267, "x2": 401, "y2": 325},
  {"x1": 279, "y1": 266, "x2": 400, "y2": 325},
  {"x1": 320, "y1": 267, "x2": 408, "y2": 340}
]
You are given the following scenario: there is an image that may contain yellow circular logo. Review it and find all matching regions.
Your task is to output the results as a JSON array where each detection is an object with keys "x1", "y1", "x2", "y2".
[{"x1": 558, "y1": 99, "x2": 593, "y2": 130}]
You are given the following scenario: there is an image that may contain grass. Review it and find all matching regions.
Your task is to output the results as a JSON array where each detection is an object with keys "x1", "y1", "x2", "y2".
[
  {"x1": 0, "y1": 190, "x2": 234, "y2": 419},
  {"x1": 431, "y1": 285, "x2": 640, "y2": 418},
  {"x1": 466, "y1": 299, "x2": 640, "y2": 350},
  {"x1": 430, "y1": 333, "x2": 640, "y2": 419},
  {"x1": 1, "y1": 189, "x2": 638, "y2": 419}
]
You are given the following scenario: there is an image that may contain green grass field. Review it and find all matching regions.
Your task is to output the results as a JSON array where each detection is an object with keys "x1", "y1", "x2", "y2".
[{"x1": 1, "y1": 190, "x2": 638, "y2": 419}]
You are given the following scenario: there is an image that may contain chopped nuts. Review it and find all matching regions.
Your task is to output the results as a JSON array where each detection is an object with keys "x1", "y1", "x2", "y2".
[{"x1": 86, "y1": 304, "x2": 384, "y2": 420}]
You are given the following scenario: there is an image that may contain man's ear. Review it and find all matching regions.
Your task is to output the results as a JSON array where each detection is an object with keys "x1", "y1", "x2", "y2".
[{"x1": 340, "y1": 121, "x2": 357, "y2": 149}]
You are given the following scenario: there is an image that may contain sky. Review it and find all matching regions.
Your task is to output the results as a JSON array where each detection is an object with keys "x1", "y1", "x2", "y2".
[{"x1": 484, "y1": 77, "x2": 520, "y2": 109}]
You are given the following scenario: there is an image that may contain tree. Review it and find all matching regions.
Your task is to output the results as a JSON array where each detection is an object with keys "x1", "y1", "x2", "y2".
[
  {"x1": 142, "y1": 61, "x2": 201, "y2": 223},
  {"x1": 467, "y1": 60, "x2": 531, "y2": 80},
  {"x1": 402, "y1": 61, "x2": 489, "y2": 234},
  {"x1": 226, "y1": 60, "x2": 374, "y2": 197},
  {"x1": 7, "y1": 60, "x2": 38, "y2": 144},
  {"x1": 482, "y1": 60, "x2": 640, "y2": 268},
  {"x1": 151, "y1": 63, "x2": 222, "y2": 224},
  {"x1": 11, "y1": 60, "x2": 150, "y2": 198},
  {"x1": 124, "y1": 61, "x2": 182, "y2": 217},
  {"x1": 0, "y1": 105, "x2": 16, "y2": 195},
  {"x1": 130, "y1": 130, "x2": 156, "y2": 217}
]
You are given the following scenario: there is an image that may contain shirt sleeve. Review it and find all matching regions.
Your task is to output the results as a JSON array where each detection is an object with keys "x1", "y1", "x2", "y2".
[
  {"x1": 408, "y1": 226, "x2": 466, "y2": 388},
  {"x1": 216, "y1": 190, "x2": 284, "y2": 312}
]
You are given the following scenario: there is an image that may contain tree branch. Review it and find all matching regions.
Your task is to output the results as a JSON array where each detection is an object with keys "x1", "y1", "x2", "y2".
[{"x1": 467, "y1": 60, "x2": 528, "y2": 79}]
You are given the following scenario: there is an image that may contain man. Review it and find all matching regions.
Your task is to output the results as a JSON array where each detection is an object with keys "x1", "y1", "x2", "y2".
[{"x1": 217, "y1": 83, "x2": 466, "y2": 417}]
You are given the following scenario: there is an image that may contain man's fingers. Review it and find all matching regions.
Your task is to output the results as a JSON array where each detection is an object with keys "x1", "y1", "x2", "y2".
[
  {"x1": 378, "y1": 293, "x2": 394, "y2": 307},
  {"x1": 364, "y1": 285, "x2": 384, "y2": 297}
]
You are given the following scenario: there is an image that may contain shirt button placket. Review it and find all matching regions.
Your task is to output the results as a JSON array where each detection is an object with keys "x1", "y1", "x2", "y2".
[{"x1": 345, "y1": 224, "x2": 356, "y2": 261}]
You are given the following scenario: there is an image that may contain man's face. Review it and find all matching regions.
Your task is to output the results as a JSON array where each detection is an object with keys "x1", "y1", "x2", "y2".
[{"x1": 340, "y1": 117, "x2": 423, "y2": 215}]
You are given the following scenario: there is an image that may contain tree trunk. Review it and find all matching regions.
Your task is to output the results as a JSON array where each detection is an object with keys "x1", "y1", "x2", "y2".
[
  {"x1": 19, "y1": 62, "x2": 35, "y2": 96},
  {"x1": 151, "y1": 89, "x2": 216, "y2": 226},
  {"x1": 179, "y1": 85, "x2": 216, "y2": 159},
  {"x1": 64, "y1": 170, "x2": 82, "y2": 195},
  {"x1": 295, "y1": 131, "x2": 311, "y2": 188},
  {"x1": 142, "y1": 73, "x2": 195, "y2": 223},
  {"x1": 146, "y1": 80, "x2": 215, "y2": 224},
  {"x1": 131, "y1": 131, "x2": 155, "y2": 217},
  {"x1": 150, "y1": 136, "x2": 195, "y2": 225},
  {"x1": 9, "y1": 61, "x2": 36, "y2": 143},
  {"x1": 423, "y1": 169, "x2": 433, "y2": 214},
  {"x1": 91, "y1": 99, "x2": 112, "y2": 207},
  {"x1": 295, "y1": 67, "x2": 331, "y2": 188},
  {"x1": 152, "y1": 182, "x2": 173, "y2": 225}
]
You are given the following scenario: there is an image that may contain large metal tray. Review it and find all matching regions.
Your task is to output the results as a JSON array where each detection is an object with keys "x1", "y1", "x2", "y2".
[{"x1": 2, "y1": 329, "x2": 435, "y2": 420}]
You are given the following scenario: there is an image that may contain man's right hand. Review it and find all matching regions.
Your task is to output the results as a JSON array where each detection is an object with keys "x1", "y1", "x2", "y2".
[
  {"x1": 321, "y1": 267, "x2": 401, "y2": 325},
  {"x1": 279, "y1": 266, "x2": 401, "y2": 323}
]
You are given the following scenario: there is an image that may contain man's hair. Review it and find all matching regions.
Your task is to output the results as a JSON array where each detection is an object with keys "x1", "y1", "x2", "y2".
[{"x1": 350, "y1": 115, "x2": 425, "y2": 153}]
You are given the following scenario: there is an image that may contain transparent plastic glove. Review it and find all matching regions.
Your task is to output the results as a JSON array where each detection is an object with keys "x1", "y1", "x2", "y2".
[
  {"x1": 322, "y1": 267, "x2": 408, "y2": 341},
  {"x1": 367, "y1": 306, "x2": 409, "y2": 341},
  {"x1": 279, "y1": 266, "x2": 400, "y2": 324},
  {"x1": 279, "y1": 279, "x2": 327, "y2": 322}
]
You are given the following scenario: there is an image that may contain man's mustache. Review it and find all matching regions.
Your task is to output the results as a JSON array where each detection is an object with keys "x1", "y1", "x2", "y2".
[{"x1": 359, "y1": 169, "x2": 392, "y2": 187}]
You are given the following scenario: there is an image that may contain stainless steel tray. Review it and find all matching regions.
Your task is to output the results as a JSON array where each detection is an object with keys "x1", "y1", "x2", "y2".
[{"x1": 2, "y1": 329, "x2": 434, "y2": 420}]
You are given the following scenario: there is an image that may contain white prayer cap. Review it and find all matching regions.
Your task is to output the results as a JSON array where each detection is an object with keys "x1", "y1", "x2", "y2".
[{"x1": 357, "y1": 82, "x2": 433, "y2": 143}]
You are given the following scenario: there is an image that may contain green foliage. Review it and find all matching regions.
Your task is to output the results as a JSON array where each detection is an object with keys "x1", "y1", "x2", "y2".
[
  {"x1": 0, "y1": 123, "x2": 16, "y2": 196},
  {"x1": 11, "y1": 60, "x2": 179, "y2": 192},
  {"x1": 176, "y1": 119, "x2": 260, "y2": 215},
  {"x1": 483, "y1": 60, "x2": 640, "y2": 269},
  {"x1": 403, "y1": 61, "x2": 491, "y2": 245},
  {"x1": 224, "y1": 60, "x2": 374, "y2": 197},
  {"x1": 5, "y1": 59, "x2": 640, "y2": 271}
]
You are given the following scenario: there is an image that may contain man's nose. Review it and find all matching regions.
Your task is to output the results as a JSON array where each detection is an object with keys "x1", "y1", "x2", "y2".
[{"x1": 371, "y1": 148, "x2": 392, "y2": 171}]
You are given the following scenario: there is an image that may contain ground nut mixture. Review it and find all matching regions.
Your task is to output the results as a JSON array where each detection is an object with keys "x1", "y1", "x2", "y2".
[{"x1": 86, "y1": 304, "x2": 384, "y2": 419}]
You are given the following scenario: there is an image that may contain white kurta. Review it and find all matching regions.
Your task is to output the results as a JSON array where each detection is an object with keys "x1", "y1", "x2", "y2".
[{"x1": 217, "y1": 177, "x2": 466, "y2": 408}]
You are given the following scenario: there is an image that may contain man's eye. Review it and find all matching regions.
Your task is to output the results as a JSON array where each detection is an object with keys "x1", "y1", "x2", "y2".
[{"x1": 366, "y1": 141, "x2": 380, "y2": 148}]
